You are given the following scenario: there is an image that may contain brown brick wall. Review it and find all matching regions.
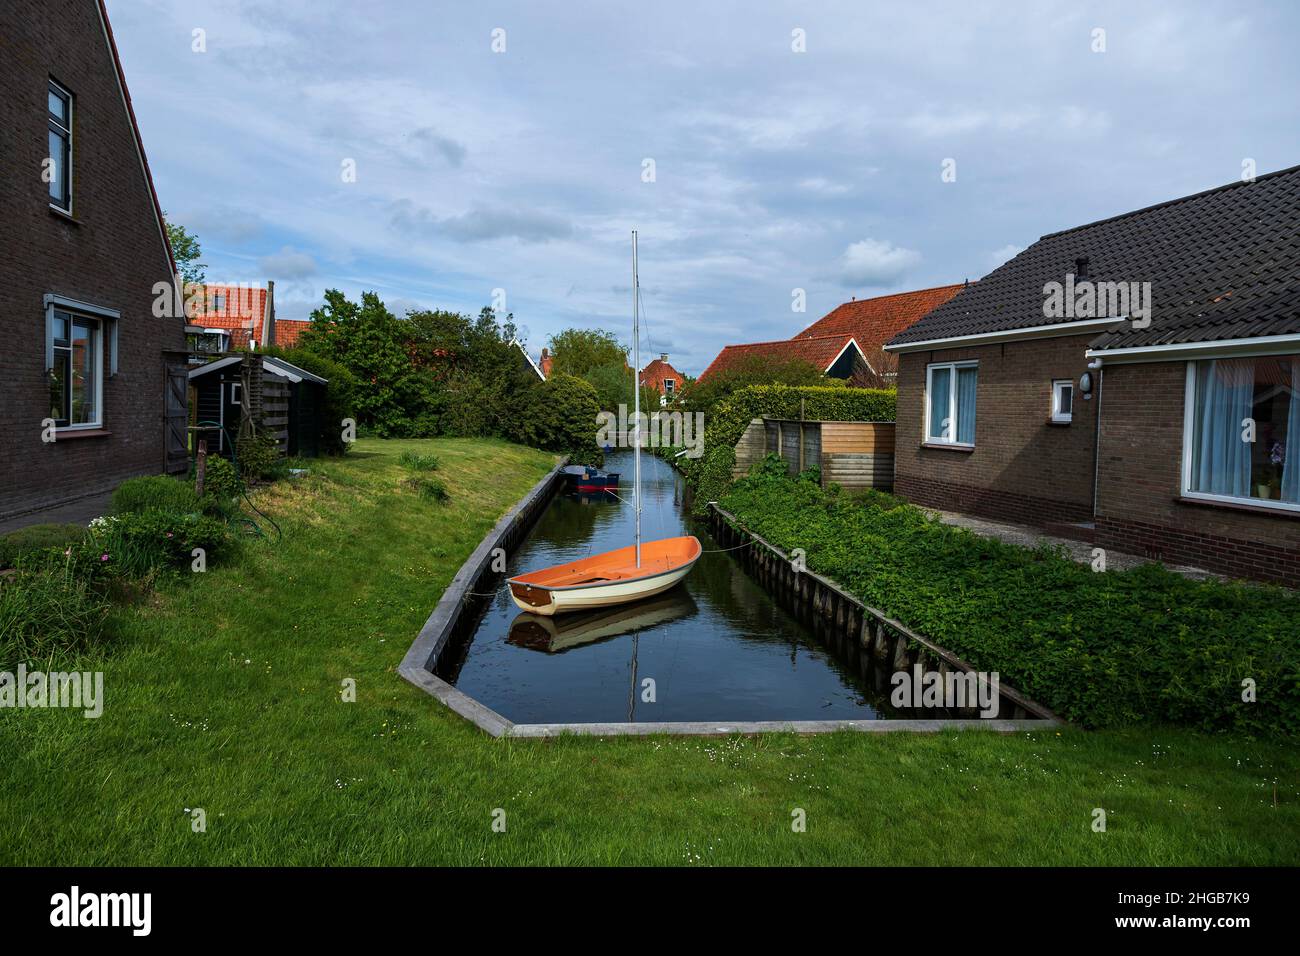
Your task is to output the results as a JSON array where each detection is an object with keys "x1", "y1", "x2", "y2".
[
  {"x1": 894, "y1": 334, "x2": 1098, "y2": 524},
  {"x1": 1095, "y1": 361, "x2": 1300, "y2": 586},
  {"x1": 0, "y1": 0, "x2": 185, "y2": 520}
]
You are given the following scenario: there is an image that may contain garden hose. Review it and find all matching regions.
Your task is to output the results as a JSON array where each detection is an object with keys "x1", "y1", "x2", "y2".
[{"x1": 194, "y1": 420, "x2": 283, "y2": 543}]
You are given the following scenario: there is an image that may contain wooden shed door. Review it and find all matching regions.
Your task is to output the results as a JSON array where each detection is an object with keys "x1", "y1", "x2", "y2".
[{"x1": 164, "y1": 364, "x2": 190, "y2": 474}]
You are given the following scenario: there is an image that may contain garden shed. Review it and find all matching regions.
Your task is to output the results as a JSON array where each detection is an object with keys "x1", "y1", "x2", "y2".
[{"x1": 188, "y1": 354, "x2": 329, "y2": 459}]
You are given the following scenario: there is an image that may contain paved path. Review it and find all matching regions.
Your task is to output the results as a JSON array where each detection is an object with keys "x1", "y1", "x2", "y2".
[
  {"x1": 926, "y1": 508, "x2": 1222, "y2": 582},
  {"x1": 0, "y1": 492, "x2": 113, "y2": 535}
]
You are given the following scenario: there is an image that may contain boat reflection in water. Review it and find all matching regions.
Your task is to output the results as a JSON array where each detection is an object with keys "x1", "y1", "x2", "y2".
[{"x1": 507, "y1": 587, "x2": 697, "y2": 654}]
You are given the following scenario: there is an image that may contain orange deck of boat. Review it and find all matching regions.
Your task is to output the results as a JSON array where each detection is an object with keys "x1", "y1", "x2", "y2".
[{"x1": 509, "y1": 536, "x2": 701, "y2": 588}]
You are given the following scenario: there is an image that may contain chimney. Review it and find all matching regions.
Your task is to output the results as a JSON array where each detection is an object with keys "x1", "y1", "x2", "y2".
[
  {"x1": 541, "y1": 347, "x2": 549, "y2": 359},
  {"x1": 660, "y1": 352, "x2": 668, "y2": 363},
  {"x1": 263, "y1": 281, "x2": 276, "y2": 348}
]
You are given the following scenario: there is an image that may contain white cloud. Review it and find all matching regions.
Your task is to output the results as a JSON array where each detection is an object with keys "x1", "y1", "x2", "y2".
[
  {"x1": 990, "y1": 244, "x2": 1024, "y2": 267},
  {"x1": 258, "y1": 247, "x2": 319, "y2": 279},
  {"x1": 838, "y1": 238, "x2": 921, "y2": 286}
]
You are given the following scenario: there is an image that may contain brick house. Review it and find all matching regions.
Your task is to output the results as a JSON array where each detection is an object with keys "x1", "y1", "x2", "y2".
[
  {"x1": 188, "y1": 282, "x2": 312, "y2": 354},
  {"x1": 886, "y1": 167, "x2": 1300, "y2": 585},
  {"x1": 699, "y1": 284, "x2": 963, "y2": 387},
  {"x1": 0, "y1": 0, "x2": 188, "y2": 521},
  {"x1": 639, "y1": 353, "x2": 685, "y2": 404}
]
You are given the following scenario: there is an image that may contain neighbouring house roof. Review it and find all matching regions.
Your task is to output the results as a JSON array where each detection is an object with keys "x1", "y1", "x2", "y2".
[
  {"x1": 190, "y1": 284, "x2": 312, "y2": 350},
  {"x1": 639, "y1": 356, "x2": 684, "y2": 391},
  {"x1": 795, "y1": 284, "x2": 965, "y2": 352},
  {"x1": 539, "y1": 348, "x2": 554, "y2": 378},
  {"x1": 513, "y1": 340, "x2": 546, "y2": 380},
  {"x1": 699, "y1": 284, "x2": 962, "y2": 381},
  {"x1": 888, "y1": 164, "x2": 1300, "y2": 353},
  {"x1": 698, "y1": 334, "x2": 864, "y2": 381}
]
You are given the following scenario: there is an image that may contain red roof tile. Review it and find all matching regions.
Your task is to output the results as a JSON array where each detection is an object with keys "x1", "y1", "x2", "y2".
[
  {"x1": 794, "y1": 284, "x2": 965, "y2": 352},
  {"x1": 191, "y1": 285, "x2": 309, "y2": 349},
  {"x1": 639, "y1": 356, "x2": 684, "y2": 391},
  {"x1": 698, "y1": 333, "x2": 860, "y2": 381}
]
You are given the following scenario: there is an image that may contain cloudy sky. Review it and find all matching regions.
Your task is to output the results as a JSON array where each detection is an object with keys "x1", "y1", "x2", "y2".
[{"x1": 107, "y1": 0, "x2": 1300, "y2": 374}]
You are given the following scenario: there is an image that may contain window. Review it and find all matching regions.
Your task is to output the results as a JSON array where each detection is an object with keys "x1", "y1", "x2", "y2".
[
  {"x1": 49, "y1": 310, "x2": 100, "y2": 428},
  {"x1": 48, "y1": 80, "x2": 72, "y2": 212},
  {"x1": 230, "y1": 382, "x2": 242, "y2": 405},
  {"x1": 212, "y1": 292, "x2": 226, "y2": 313},
  {"x1": 925, "y1": 362, "x2": 978, "y2": 446},
  {"x1": 663, "y1": 378, "x2": 675, "y2": 394},
  {"x1": 1052, "y1": 380, "x2": 1074, "y2": 423},
  {"x1": 1183, "y1": 356, "x2": 1300, "y2": 510}
]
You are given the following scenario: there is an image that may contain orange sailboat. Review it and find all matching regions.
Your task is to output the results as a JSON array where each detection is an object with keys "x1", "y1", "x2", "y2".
[{"x1": 508, "y1": 231, "x2": 701, "y2": 616}]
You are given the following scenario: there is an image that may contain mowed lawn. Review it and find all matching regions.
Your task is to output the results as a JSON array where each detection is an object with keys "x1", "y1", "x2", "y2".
[{"x1": 1, "y1": 437, "x2": 1296, "y2": 866}]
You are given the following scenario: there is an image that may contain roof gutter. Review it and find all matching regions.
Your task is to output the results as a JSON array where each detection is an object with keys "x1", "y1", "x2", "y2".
[
  {"x1": 1085, "y1": 333, "x2": 1300, "y2": 364},
  {"x1": 884, "y1": 317, "x2": 1125, "y2": 353}
]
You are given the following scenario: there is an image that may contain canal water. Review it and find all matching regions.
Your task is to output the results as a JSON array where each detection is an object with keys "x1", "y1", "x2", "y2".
[{"x1": 437, "y1": 450, "x2": 895, "y2": 723}]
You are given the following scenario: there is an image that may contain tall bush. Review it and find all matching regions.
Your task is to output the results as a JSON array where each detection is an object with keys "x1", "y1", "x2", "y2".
[{"x1": 514, "y1": 373, "x2": 603, "y2": 465}]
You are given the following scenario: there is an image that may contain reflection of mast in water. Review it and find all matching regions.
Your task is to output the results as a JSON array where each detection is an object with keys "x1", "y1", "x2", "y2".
[{"x1": 627, "y1": 633, "x2": 639, "y2": 722}]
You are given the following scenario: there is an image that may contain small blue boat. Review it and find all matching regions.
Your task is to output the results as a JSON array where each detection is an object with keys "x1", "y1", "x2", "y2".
[{"x1": 562, "y1": 465, "x2": 620, "y2": 493}]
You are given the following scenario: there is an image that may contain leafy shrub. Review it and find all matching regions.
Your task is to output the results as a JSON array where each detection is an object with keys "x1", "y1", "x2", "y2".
[
  {"x1": 112, "y1": 475, "x2": 201, "y2": 516},
  {"x1": 86, "y1": 510, "x2": 230, "y2": 579},
  {"x1": 674, "y1": 384, "x2": 896, "y2": 513},
  {"x1": 720, "y1": 469, "x2": 1300, "y2": 735},
  {"x1": 0, "y1": 554, "x2": 113, "y2": 669},
  {"x1": 398, "y1": 450, "x2": 440, "y2": 471},
  {"x1": 514, "y1": 373, "x2": 604, "y2": 466},
  {"x1": 236, "y1": 431, "x2": 281, "y2": 481},
  {"x1": 0, "y1": 524, "x2": 86, "y2": 569},
  {"x1": 201, "y1": 456, "x2": 242, "y2": 502},
  {"x1": 405, "y1": 475, "x2": 449, "y2": 503}
]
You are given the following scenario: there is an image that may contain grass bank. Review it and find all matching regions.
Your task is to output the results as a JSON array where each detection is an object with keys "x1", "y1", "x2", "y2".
[{"x1": 1, "y1": 439, "x2": 1296, "y2": 865}]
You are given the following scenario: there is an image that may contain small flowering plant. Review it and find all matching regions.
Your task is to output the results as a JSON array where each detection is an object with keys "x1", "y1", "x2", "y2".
[{"x1": 82, "y1": 508, "x2": 229, "y2": 579}]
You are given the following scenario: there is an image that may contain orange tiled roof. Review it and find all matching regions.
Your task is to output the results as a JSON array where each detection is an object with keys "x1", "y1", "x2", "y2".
[
  {"x1": 639, "y1": 356, "x2": 684, "y2": 391},
  {"x1": 191, "y1": 285, "x2": 311, "y2": 349},
  {"x1": 698, "y1": 333, "x2": 860, "y2": 381},
  {"x1": 794, "y1": 284, "x2": 965, "y2": 351},
  {"x1": 697, "y1": 284, "x2": 965, "y2": 382}
]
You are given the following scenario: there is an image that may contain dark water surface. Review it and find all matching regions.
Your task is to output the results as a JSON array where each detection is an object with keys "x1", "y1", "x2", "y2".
[{"x1": 438, "y1": 451, "x2": 894, "y2": 723}]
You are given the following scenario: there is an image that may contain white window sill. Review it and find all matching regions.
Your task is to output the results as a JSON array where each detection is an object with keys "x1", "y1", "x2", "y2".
[
  {"x1": 921, "y1": 441, "x2": 975, "y2": 453},
  {"x1": 1176, "y1": 493, "x2": 1300, "y2": 518}
]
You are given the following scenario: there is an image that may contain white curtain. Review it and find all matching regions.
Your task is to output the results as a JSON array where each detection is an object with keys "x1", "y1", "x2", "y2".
[
  {"x1": 956, "y1": 367, "x2": 978, "y2": 444},
  {"x1": 1282, "y1": 360, "x2": 1300, "y2": 504},
  {"x1": 1193, "y1": 359, "x2": 1253, "y2": 498}
]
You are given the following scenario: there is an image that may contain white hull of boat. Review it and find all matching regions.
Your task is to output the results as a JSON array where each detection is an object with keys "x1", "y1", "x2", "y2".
[{"x1": 508, "y1": 559, "x2": 697, "y2": 616}]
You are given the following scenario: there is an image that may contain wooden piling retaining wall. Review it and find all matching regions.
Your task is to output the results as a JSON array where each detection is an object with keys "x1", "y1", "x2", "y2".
[{"x1": 708, "y1": 503, "x2": 1058, "y2": 722}]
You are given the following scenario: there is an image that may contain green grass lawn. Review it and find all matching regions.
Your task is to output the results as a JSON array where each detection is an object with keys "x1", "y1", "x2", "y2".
[{"x1": 1, "y1": 437, "x2": 1296, "y2": 866}]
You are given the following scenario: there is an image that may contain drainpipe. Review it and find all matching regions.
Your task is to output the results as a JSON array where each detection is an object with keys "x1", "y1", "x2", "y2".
[{"x1": 1089, "y1": 357, "x2": 1104, "y2": 521}]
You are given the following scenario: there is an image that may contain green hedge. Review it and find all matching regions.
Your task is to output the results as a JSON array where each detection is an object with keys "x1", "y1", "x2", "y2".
[
  {"x1": 112, "y1": 475, "x2": 201, "y2": 516},
  {"x1": 677, "y1": 385, "x2": 896, "y2": 513},
  {"x1": 720, "y1": 470, "x2": 1300, "y2": 734},
  {"x1": 0, "y1": 524, "x2": 87, "y2": 570}
]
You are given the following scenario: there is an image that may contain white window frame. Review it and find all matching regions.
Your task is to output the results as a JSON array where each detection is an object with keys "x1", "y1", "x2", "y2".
[
  {"x1": 230, "y1": 382, "x2": 242, "y2": 406},
  {"x1": 48, "y1": 79, "x2": 73, "y2": 214},
  {"x1": 663, "y1": 378, "x2": 676, "y2": 394},
  {"x1": 924, "y1": 360, "x2": 978, "y2": 447},
  {"x1": 1051, "y1": 379, "x2": 1074, "y2": 423},
  {"x1": 1180, "y1": 356, "x2": 1300, "y2": 515}
]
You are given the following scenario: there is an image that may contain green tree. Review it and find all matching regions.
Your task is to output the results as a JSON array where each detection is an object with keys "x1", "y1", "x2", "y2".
[
  {"x1": 297, "y1": 290, "x2": 428, "y2": 436},
  {"x1": 547, "y1": 328, "x2": 630, "y2": 412},
  {"x1": 164, "y1": 214, "x2": 206, "y2": 289}
]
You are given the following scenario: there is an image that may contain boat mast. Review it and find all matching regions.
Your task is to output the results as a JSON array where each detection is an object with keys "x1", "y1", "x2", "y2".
[{"x1": 632, "y1": 229, "x2": 642, "y2": 568}]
